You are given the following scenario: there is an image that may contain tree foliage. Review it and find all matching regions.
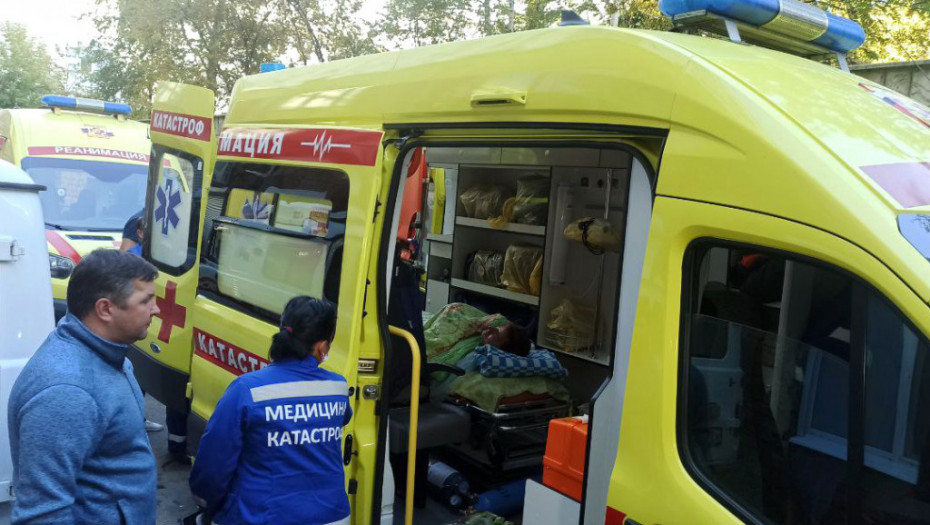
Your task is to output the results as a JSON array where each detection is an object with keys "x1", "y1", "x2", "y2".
[
  {"x1": 812, "y1": 1, "x2": 930, "y2": 62},
  {"x1": 76, "y1": 0, "x2": 375, "y2": 115},
  {"x1": 0, "y1": 23, "x2": 65, "y2": 109},
  {"x1": 68, "y1": 0, "x2": 930, "y2": 117}
]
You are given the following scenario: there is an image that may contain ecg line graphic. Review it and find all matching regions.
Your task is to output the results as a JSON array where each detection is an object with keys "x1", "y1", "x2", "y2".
[{"x1": 300, "y1": 130, "x2": 351, "y2": 159}]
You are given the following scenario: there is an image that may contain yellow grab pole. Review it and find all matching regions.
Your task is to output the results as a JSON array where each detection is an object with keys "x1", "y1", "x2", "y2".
[{"x1": 388, "y1": 325, "x2": 420, "y2": 525}]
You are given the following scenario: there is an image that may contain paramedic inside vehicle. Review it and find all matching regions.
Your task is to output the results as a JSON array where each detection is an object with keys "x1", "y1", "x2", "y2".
[{"x1": 189, "y1": 297, "x2": 352, "y2": 525}]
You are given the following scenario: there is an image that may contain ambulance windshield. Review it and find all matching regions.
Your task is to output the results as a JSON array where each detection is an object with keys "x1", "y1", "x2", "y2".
[
  {"x1": 22, "y1": 157, "x2": 148, "y2": 231},
  {"x1": 899, "y1": 214, "x2": 930, "y2": 262}
]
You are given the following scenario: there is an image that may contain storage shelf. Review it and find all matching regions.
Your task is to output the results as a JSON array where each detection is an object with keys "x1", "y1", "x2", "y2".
[
  {"x1": 540, "y1": 335, "x2": 608, "y2": 366},
  {"x1": 450, "y1": 278, "x2": 540, "y2": 306},
  {"x1": 548, "y1": 346, "x2": 607, "y2": 366},
  {"x1": 426, "y1": 233, "x2": 454, "y2": 243},
  {"x1": 455, "y1": 216, "x2": 545, "y2": 236}
]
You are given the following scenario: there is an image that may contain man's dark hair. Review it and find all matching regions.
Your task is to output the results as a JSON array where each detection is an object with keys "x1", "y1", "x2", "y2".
[
  {"x1": 66, "y1": 249, "x2": 158, "y2": 319},
  {"x1": 499, "y1": 323, "x2": 532, "y2": 357},
  {"x1": 269, "y1": 296, "x2": 338, "y2": 362}
]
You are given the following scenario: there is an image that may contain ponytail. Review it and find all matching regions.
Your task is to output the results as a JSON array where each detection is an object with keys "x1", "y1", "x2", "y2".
[{"x1": 268, "y1": 296, "x2": 338, "y2": 362}]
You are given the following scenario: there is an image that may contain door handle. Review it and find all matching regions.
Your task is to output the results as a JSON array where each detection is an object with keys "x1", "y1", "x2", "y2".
[
  {"x1": 470, "y1": 90, "x2": 527, "y2": 107},
  {"x1": 343, "y1": 433, "x2": 354, "y2": 466}
]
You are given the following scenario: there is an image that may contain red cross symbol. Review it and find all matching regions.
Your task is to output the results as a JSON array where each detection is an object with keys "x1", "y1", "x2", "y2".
[{"x1": 155, "y1": 281, "x2": 187, "y2": 343}]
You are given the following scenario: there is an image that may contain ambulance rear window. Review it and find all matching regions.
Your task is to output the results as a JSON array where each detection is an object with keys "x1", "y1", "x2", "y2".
[
  {"x1": 198, "y1": 160, "x2": 349, "y2": 322},
  {"x1": 899, "y1": 214, "x2": 930, "y2": 262}
]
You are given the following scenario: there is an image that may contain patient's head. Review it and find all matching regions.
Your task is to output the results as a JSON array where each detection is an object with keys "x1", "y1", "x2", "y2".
[{"x1": 482, "y1": 323, "x2": 531, "y2": 357}]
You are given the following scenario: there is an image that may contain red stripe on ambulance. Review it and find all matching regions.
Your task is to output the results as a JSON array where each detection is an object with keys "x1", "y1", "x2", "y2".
[
  {"x1": 218, "y1": 127, "x2": 382, "y2": 166},
  {"x1": 605, "y1": 507, "x2": 628, "y2": 525},
  {"x1": 28, "y1": 146, "x2": 150, "y2": 164},
  {"x1": 194, "y1": 328, "x2": 269, "y2": 376},
  {"x1": 151, "y1": 110, "x2": 212, "y2": 141},
  {"x1": 45, "y1": 231, "x2": 81, "y2": 264}
]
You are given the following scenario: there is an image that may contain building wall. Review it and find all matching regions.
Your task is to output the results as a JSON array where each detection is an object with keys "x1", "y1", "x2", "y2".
[{"x1": 852, "y1": 61, "x2": 930, "y2": 106}]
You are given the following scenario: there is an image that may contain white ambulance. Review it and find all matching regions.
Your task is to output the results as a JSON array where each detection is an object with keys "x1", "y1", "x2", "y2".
[{"x1": 0, "y1": 160, "x2": 55, "y2": 523}]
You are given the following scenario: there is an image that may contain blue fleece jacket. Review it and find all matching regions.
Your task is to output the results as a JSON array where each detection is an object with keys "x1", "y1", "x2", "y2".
[{"x1": 7, "y1": 314, "x2": 156, "y2": 525}]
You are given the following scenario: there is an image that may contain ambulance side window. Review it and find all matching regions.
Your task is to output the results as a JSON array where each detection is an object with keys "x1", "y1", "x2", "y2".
[
  {"x1": 197, "y1": 160, "x2": 349, "y2": 322},
  {"x1": 680, "y1": 241, "x2": 930, "y2": 524},
  {"x1": 148, "y1": 147, "x2": 202, "y2": 273}
]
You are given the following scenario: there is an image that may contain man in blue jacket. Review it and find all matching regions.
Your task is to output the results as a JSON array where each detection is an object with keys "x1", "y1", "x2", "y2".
[
  {"x1": 190, "y1": 297, "x2": 352, "y2": 525},
  {"x1": 8, "y1": 249, "x2": 160, "y2": 524}
]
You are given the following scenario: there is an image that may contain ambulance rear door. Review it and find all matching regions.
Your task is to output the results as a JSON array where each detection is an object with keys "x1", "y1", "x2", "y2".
[
  {"x1": 132, "y1": 81, "x2": 216, "y2": 413},
  {"x1": 186, "y1": 124, "x2": 388, "y2": 523}
]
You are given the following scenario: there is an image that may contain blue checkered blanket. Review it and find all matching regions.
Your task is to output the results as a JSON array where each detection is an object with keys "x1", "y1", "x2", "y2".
[{"x1": 472, "y1": 345, "x2": 567, "y2": 379}]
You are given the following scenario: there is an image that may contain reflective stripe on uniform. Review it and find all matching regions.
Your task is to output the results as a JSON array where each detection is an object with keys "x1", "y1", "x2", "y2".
[
  {"x1": 249, "y1": 380, "x2": 348, "y2": 403},
  {"x1": 214, "y1": 515, "x2": 349, "y2": 525},
  {"x1": 168, "y1": 433, "x2": 186, "y2": 443}
]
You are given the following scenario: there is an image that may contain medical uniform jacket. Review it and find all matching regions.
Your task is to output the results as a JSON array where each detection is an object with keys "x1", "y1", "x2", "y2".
[{"x1": 190, "y1": 357, "x2": 353, "y2": 525}]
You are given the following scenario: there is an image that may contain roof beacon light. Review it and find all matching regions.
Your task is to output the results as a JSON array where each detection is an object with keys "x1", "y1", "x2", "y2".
[
  {"x1": 260, "y1": 62, "x2": 286, "y2": 73},
  {"x1": 659, "y1": 0, "x2": 865, "y2": 53},
  {"x1": 41, "y1": 95, "x2": 132, "y2": 116}
]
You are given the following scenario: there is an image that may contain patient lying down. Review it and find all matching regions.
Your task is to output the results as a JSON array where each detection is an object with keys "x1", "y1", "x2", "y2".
[{"x1": 426, "y1": 303, "x2": 569, "y2": 411}]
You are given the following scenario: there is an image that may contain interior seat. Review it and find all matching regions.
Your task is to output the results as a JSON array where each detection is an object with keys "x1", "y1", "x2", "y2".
[{"x1": 386, "y1": 256, "x2": 471, "y2": 507}]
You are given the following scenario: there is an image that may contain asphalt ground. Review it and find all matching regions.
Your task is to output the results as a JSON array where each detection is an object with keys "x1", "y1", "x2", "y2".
[{"x1": 145, "y1": 395, "x2": 199, "y2": 525}]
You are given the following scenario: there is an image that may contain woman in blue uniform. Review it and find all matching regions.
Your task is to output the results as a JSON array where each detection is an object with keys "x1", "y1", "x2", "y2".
[{"x1": 190, "y1": 297, "x2": 352, "y2": 525}]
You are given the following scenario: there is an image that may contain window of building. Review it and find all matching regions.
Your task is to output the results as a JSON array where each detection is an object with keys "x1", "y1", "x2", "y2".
[
  {"x1": 198, "y1": 161, "x2": 349, "y2": 321},
  {"x1": 680, "y1": 241, "x2": 930, "y2": 524}
]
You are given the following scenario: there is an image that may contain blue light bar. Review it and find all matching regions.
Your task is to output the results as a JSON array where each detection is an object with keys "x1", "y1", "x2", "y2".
[
  {"x1": 40, "y1": 95, "x2": 132, "y2": 116},
  {"x1": 259, "y1": 62, "x2": 286, "y2": 73},
  {"x1": 659, "y1": 0, "x2": 865, "y2": 53}
]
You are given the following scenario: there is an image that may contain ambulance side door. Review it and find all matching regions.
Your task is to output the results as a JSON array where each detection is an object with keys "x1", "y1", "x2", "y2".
[
  {"x1": 185, "y1": 126, "x2": 386, "y2": 522},
  {"x1": 135, "y1": 81, "x2": 216, "y2": 413}
]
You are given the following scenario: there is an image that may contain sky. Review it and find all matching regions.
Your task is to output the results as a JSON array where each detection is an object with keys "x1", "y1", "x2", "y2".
[{"x1": 1, "y1": 0, "x2": 97, "y2": 58}]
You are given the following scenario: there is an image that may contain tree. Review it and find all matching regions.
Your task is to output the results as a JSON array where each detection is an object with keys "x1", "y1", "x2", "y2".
[
  {"x1": 805, "y1": 1, "x2": 930, "y2": 62},
  {"x1": 0, "y1": 23, "x2": 66, "y2": 109},
  {"x1": 283, "y1": 0, "x2": 379, "y2": 64},
  {"x1": 376, "y1": 0, "x2": 473, "y2": 48},
  {"x1": 76, "y1": 0, "x2": 376, "y2": 116}
]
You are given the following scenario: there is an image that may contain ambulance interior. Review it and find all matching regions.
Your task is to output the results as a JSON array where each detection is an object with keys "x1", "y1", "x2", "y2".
[{"x1": 383, "y1": 145, "x2": 638, "y2": 523}]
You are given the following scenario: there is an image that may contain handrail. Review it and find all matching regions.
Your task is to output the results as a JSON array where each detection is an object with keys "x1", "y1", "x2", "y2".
[{"x1": 388, "y1": 325, "x2": 420, "y2": 525}]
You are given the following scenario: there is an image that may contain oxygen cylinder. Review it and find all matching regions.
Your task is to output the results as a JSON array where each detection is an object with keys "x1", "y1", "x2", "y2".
[
  {"x1": 473, "y1": 478, "x2": 529, "y2": 517},
  {"x1": 426, "y1": 461, "x2": 471, "y2": 509}
]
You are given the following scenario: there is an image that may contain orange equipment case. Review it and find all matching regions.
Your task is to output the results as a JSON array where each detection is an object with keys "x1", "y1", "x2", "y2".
[{"x1": 542, "y1": 416, "x2": 588, "y2": 501}]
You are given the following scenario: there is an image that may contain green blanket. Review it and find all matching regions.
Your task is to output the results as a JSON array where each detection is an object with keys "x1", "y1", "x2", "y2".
[
  {"x1": 449, "y1": 372, "x2": 570, "y2": 412},
  {"x1": 426, "y1": 303, "x2": 570, "y2": 411},
  {"x1": 425, "y1": 303, "x2": 507, "y2": 363}
]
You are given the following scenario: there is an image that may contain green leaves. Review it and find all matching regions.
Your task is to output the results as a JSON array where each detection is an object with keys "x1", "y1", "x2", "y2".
[
  {"x1": 0, "y1": 23, "x2": 66, "y2": 109},
  {"x1": 66, "y1": 0, "x2": 930, "y2": 118}
]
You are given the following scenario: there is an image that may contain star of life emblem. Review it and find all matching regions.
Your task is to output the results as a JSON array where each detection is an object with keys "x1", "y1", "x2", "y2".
[{"x1": 154, "y1": 178, "x2": 182, "y2": 236}]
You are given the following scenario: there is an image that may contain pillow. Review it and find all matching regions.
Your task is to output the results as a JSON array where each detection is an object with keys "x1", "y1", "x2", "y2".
[{"x1": 474, "y1": 345, "x2": 567, "y2": 379}]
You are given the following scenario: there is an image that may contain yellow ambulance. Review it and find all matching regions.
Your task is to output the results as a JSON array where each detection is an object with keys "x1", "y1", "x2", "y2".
[
  {"x1": 0, "y1": 96, "x2": 150, "y2": 319},
  {"x1": 135, "y1": 11, "x2": 930, "y2": 525}
]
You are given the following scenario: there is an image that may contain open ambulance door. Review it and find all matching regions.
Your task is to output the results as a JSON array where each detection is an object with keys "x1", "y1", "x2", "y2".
[
  {"x1": 131, "y1": 81, "x2": 216, "y2": 416},
  {"x1": 181, "y1": 122, "x2": 389, "y2": 525},
  {"x1": 369, "y1": 135, "x2": 658, "y2": 525},
  {"x1": 580, "y1": 158, "x2": 653, "y2": 525}
]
